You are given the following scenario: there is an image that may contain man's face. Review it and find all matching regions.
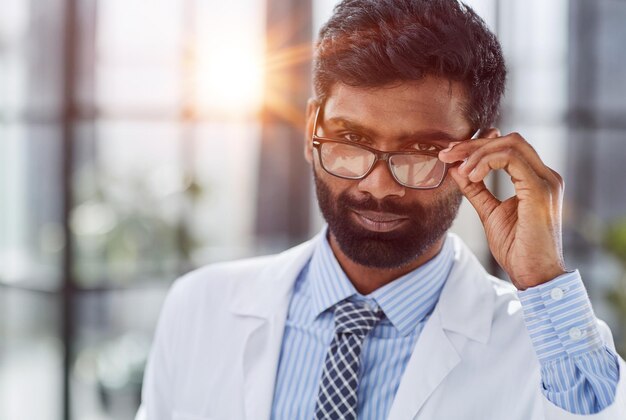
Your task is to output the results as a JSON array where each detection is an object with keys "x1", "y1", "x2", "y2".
[{"x1": 304, "y1": 77, "x2": 474, "y2": 269}]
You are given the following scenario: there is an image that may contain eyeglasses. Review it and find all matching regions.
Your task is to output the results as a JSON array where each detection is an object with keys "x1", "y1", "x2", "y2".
[{"x1": 311, "y1": 106, "x2": 479, "y2": 189}]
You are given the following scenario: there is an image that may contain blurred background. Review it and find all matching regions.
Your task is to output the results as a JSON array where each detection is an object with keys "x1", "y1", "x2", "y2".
[{"x1": 1, "y1": 0, "x2": 626, "y2": 419}]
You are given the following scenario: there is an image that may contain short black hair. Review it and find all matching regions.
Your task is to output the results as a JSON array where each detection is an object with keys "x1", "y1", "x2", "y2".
[{"x1": 313, "y1": 0, "x2": 507, "y2": 129}]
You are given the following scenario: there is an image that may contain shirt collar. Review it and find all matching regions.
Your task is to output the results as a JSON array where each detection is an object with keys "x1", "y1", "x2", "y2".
[{"x1": 307, "y1": 226, "x2": 454, "y2": 336}]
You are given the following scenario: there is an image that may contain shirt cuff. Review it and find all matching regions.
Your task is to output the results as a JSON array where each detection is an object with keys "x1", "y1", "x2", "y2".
[
  {"x1": 539, "y1": 347, "x2": 620, "y2": 414},
  {"x1": 517, "y1": 270, "x2": 604, "y2": 364}
]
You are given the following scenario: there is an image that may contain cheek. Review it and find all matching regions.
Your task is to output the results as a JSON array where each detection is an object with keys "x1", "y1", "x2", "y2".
[
  {"x1": 439, "y1": 175, "x2": 461, "y2": 195},
  {"x1": 327, "y1": 177, "x2": 356, "y2": 199},
  {"x1": 399, "y1": 188, "x2": 436, "y2": 208},
  {"x1": 404, "y1": 180, "x2": 459, "y2": 206},
  {"x1": 314, "y1": 161, "x2": 351, "y2": 197}
]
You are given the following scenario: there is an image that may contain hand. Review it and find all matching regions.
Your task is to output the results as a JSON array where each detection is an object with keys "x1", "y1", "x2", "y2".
[{"x1": 438, "y1": 132, "x2": 567, "y2": 290}]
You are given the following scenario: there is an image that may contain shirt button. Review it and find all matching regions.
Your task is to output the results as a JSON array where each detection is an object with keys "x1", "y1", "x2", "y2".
[
  {"x1": 569, "y1": 327, "x2": 584, "y2": 340},
  {"x1": 550, "y1": 287, "x2": 564, "y2": 301}
]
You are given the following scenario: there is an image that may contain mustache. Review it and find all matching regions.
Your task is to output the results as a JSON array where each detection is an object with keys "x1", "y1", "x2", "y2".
[{"x1": 337, "y1": 191, "x2": 421, "y2": 216}]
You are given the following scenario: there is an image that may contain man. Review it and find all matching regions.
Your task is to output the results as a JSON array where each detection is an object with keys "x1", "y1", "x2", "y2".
[{"x1": 137, "y1": 0, "x2": 625, "y2": 419}]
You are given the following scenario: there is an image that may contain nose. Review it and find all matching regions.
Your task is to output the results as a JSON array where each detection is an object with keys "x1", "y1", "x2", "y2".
[{"x1": 357, "y1": 160, "x2": 406, "y2": 200}]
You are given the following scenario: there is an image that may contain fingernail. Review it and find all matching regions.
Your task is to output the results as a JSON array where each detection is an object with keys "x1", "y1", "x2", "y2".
[{"x1": 459, "y1": 158, "x2": 468, "y2": 168}]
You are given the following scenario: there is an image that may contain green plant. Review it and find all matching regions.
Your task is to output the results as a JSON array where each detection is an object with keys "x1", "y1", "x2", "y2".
[{"x1": 604, "y1": 217, "x2": 626, "y2": 356}]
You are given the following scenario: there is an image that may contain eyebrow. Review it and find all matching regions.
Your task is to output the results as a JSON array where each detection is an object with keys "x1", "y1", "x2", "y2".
[{"x1": 324, "y1": 116, "x2": 461, "y2": 143}]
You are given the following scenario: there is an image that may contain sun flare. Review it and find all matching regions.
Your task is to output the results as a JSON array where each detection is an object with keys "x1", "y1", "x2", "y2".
[{"x1": 196, "y1": 42, "x2": 265, "y2": 117}]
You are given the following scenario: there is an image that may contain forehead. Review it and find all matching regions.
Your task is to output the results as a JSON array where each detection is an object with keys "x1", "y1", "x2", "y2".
[{"x1": 322, "y1": 77, "x2": 471, "y2": 138}]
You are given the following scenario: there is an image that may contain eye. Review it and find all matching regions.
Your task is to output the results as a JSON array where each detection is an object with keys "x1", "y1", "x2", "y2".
[
  {"x1": 342, "y1": 133, "x2": 365, "y2": 143},
  {"x1": 412, "y1": 143, "x2": 441, "y2": 152}
]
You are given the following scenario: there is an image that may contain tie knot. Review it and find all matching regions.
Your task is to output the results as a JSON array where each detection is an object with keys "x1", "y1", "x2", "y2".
[{"x1": 333, "y1": 299, "x2": 383, "y2": 337}]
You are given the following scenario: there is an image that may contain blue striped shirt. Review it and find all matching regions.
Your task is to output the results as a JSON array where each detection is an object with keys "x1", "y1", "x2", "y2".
[{"x1": 270, "y1": 232, "x2": 619, "y2": 418}]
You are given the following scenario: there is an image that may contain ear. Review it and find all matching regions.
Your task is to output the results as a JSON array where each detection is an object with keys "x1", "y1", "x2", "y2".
[
  {"x1": 304, "y1": 97, "x2": 319, "y2": 164},
  {"x1": 480, "y1": 127, "x2": 501, "y2": 139}
]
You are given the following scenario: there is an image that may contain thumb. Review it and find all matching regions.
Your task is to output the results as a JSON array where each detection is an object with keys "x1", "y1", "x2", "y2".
[{"x1": 449, "y1": 166, "x2": 501, "y2": 224}]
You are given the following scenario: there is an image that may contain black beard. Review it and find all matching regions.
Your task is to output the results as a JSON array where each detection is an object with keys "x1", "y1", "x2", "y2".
[{"x1": 314, "y1": 171, "x2": 462, "y2": 269}]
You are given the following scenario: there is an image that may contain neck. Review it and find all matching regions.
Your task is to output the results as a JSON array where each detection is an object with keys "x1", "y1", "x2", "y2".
[{"x1": 327, "y1": 232, "x2": 446, "y2": 295}]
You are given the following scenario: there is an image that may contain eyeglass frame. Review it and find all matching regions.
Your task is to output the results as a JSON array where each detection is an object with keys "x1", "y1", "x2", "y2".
[{"x1": 311, "y1": 105, "x2": 480, "y2": 190}]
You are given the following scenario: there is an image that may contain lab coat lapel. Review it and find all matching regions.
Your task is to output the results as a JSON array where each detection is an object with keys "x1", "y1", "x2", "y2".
[
  {"x1": 386, "y1": 308, "x2": 461, "y2": 420},
  {"x1": 387, "y1": 234, "x2": 495, "y2": 420},
  {"x1": 228, "y1": 234, "x2": 322, "y2": 420}
]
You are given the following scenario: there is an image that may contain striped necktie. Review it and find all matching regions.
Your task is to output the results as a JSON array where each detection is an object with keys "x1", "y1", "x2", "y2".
[{"x1": 314, "y1": 299, "x2": 384, "y2": 420}]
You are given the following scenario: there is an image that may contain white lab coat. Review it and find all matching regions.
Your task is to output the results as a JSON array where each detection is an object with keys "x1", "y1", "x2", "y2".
[{"x1": 136, "y1": 232, "x2": 626, "y2": 420}]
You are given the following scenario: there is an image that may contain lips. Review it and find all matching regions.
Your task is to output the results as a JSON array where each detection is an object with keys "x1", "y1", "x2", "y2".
[{"x1": 351, "y1": 209, "x2": 409, "y2": 232}]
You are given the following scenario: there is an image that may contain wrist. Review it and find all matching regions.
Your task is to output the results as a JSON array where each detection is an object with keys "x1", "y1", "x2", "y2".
[{"x1": 511, "y1": 264, "x2": 568, "y2": 291}]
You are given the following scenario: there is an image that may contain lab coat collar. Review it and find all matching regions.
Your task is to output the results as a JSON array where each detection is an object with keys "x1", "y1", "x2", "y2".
[{"x1": 227, "y1": 230, "x2": 323, "y2": 319}]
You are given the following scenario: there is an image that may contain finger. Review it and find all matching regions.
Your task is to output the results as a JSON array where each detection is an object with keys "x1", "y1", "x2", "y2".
[
  {"x1": 438, "y1": 128, "x2": 500, "y2": 163},
  {"x1": 449, "y1": 166, "x2": 501, "y2": 223},
  {"x1": 548, "y1": 167, "x2": 565, "y2": 189},
  {"x1": 462, "y1": 149, "x2": 549, "y2": 200}
]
